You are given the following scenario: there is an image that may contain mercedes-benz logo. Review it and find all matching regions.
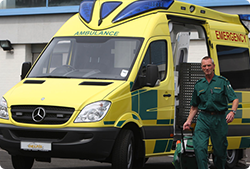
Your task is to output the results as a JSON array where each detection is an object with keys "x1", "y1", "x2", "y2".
[{"x1": 32, "y1": 107, "x2": 46, "y2": 123}]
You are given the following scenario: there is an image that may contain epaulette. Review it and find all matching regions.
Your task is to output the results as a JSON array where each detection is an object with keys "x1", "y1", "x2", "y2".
[
  {"x1": 195, "y1": 78, "x2": 205, "y2": 84},
  {"x1": 218, "y1": 75, "x2": 228, "y2": 81}
]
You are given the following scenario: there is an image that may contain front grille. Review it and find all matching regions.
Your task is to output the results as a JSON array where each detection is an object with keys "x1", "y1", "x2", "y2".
[
  {"x1": 11, "y1": 105, "x2": 75, "y2": 125},
  {"x1": 10, "y1": 129, "x2": 67, "y2": 140}
]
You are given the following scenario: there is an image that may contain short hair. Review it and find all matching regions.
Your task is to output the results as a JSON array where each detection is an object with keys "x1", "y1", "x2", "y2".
[{"x1": 201, "y1": 56, "x2": 214, "y2": 64}]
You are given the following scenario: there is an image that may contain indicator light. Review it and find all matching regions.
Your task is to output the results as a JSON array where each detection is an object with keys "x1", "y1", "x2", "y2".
[
  {"x1": 200, "y1": 10, "x2": 205, "y2": 14},
  {"x1": 181, "y1": 6, "x2": 186, "y2": 10}
]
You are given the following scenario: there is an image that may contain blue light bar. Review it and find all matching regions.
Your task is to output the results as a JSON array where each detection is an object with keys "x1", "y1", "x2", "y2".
[
  {"x1": 101, "y1": 2, "x2": 122, "y2": 19},
  {"x1": 79, "y1": 0, "x2": 96, "y2": 23},
  {"x1": 239, "y1": 14, "x2": 250, "y2": 32},
  {"x1": 113, "y1": 0, "x2": 174, "y2": 23},
  {"x1": 239, "y1": 14, "x2": 250, "y2": 21}
]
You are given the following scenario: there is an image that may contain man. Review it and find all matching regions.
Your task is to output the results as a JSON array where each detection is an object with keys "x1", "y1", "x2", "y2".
[{"x1": 183, "y1": 56, "x2": 239, "y2": 169}]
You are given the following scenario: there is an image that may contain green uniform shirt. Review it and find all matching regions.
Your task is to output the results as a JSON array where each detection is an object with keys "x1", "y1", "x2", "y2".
[{"x1": 190, "y1": 74, "x2": 237, "y2": 112}]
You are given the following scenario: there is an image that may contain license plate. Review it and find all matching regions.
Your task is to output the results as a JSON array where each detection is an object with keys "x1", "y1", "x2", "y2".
[{"x1": 21, "y1": 141, "x2": 51, "y2": 151}]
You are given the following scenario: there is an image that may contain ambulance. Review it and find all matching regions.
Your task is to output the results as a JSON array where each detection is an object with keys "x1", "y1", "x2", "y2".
[{"x1": 0, "y1": 0, "x2": 249, "y2": 169}]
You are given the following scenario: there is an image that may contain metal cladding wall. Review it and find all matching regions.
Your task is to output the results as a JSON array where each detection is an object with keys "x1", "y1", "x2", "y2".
[
  {"x1": 0, "y1": 14, "x2": 74, "y2": 44},
  {"x1": 0, "y1": 14, "x2": 74, "y2": 97},
  {"x1": 178, "y1": 0, "x2": 250, "y2": 7}
]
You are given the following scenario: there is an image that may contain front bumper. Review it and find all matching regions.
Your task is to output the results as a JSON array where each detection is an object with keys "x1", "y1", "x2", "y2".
[{"x1": 0, "y1": 124, "x2": 119, "y2": 161}]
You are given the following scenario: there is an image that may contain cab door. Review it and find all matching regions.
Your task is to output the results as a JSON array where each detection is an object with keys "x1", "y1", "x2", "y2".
[{"x1": 131, "y1": 36, "x2": 175, "y2": 155}]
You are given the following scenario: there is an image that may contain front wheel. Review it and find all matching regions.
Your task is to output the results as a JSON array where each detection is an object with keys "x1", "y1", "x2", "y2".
[
  {"x1": 225, "y1": 149, "x2": 239, "y2": 169},
  {"x1": 112, "y1": 129, "x2": 135, "y2": 169},
  {"x1": 11, "y1": 155, "x2": 34, "y2": 169}
]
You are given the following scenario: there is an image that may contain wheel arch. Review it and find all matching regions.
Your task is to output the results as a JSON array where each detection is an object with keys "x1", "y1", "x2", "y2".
[
  {"x1": 123, "y1": 122, "x2": 145, "y2": 168},
  {"x1": 110, "y1": 121, "x2": 146, "y2": 168}
]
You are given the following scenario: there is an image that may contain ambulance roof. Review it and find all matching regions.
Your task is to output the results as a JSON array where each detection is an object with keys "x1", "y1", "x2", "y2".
[{"x1": 78, "y1": 0, "x2": 244, "y2": 30}]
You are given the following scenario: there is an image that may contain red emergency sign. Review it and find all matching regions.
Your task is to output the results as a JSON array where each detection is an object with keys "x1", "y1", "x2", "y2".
[{"x1": 215, "y1": 30, "x2": 247, "y2": 43}]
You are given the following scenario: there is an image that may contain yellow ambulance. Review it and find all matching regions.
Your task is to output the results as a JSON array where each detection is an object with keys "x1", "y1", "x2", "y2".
[{"x1": 0, "y1": 0, "x2": 250, "y2": 169}]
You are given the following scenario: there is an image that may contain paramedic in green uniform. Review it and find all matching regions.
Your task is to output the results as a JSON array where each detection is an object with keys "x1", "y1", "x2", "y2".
[{"x1": 183, "y1": 56, "x2": 239, "y2": 169}]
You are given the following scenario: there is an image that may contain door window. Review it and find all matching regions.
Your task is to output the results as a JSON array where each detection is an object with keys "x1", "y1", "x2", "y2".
[
  {"x1": 141, "y1": 40, "x2": 167, "y2": 81},
  {"x1": 132, "y1": 40, "x2": 167, "y2": 90}
]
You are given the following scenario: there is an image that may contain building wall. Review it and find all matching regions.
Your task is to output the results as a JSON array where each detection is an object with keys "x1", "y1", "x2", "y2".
[
  {"x1": 210, "y1": 5, "x2": 250, "y2": 14},
  {"x1": 0, "y1": 14, "x2": 74, "y2": 44},
  {"x1": 179, "y1": 0, "x2": 250, "y2": 7},
  {"x1": 0, "y1": 13, "x2": 74, "y2": 97},
  {"x1": 0, "y1": 45, "x2": 31, "y2": 96}
]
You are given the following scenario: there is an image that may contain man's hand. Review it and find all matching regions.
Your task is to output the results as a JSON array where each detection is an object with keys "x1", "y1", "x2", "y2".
[
  {"x1": 183, "y1": 106, "x2": 198, "y2": 130},
  {"x1": 226, "y1": 111, "x2": 235, "y2": 123},
  {"x1": 226, "y1": 99, "x2": 238, "y2": 123},
  {"x1": 183, "y1": 121, "x2": 191, "y2": 130}
]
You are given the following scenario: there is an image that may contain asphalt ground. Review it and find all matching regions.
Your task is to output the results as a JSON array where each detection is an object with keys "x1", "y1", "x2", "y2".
[{"x1": 0, "y1": 148, "x2": 249, "y2": 169}]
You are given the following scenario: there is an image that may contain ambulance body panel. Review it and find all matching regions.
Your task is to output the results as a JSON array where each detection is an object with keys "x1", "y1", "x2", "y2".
[{"x1": 0, "y1": 0, "x2": 250, "y2": 169}]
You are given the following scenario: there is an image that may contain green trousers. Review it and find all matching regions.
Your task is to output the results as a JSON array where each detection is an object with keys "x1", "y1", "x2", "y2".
[{"x1": 193, "y1": 112, "x2": 228, "y2": 169}]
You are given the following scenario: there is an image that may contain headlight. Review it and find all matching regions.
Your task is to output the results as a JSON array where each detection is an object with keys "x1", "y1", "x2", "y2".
[
  {"x1": 74, "y1": 101, "x2": 111, "y2": 123},
  {"x1": 0, "y1": 97, "x2": 9, "y2": 120}
]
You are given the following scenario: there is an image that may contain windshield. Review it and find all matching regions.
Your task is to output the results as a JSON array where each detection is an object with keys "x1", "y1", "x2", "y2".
[{"x1": 28, "y1": 37, "x2": 143, "y2": 80}]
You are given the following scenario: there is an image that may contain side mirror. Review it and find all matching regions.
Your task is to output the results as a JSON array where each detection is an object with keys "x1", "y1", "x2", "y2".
[
  {"x1": 21, "y1": 62, "x2": 31, "y2": 80},
  {"x1": 145, "y1": 64, "x2": 159, "y2": 87}
]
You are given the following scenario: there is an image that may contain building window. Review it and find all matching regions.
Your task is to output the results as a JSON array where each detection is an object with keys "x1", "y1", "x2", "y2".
[
  {"x1": 0, "y1": 0, "x2": 46, "y2": 9},
  {"x1": 0, "y1": 0, "x2": 82, "y2": 9},
  {"x1": 217, "y1": 45, "x2": 250, "y2": 90},
  {"x1": 48, "y1": 0, "x2": 83, "y2": 7}
]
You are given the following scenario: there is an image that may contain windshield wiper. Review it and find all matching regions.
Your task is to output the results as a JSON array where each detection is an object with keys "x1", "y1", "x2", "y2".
[{"x1": 33, "y1": 75, "x2": 72, "y2": 78}]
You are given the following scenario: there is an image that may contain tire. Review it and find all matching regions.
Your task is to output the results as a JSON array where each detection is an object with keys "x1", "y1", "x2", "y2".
[
  {"x1": 11, "y1": 155, "x2": 34, "y2": 169},
  {"x1": 112, "y1": 129, "x2": 135, "y2": 169},
  {"x1": 225, "y1": 149, "x2": 239, "y2": 169}
]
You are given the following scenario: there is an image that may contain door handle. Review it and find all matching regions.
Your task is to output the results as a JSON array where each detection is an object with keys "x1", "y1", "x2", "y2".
[{"x1": 163, "y1": 94, "x2": 171, "y2": 97}]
